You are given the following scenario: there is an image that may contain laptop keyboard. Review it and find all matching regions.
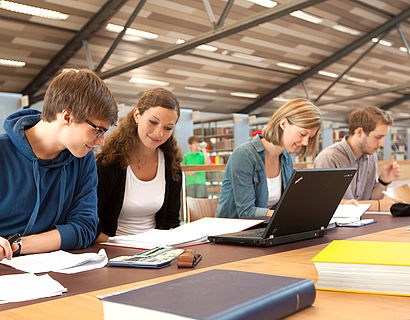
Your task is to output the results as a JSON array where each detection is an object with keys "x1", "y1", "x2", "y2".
[{"x1": 237, "y1": 230, "x2": 265, "y2": 237}]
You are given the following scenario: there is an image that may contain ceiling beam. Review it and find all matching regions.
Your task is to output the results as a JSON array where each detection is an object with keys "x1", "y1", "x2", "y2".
[
  {"x1": 95, "y1": 0, "x2": 147, "y2": 73},
  {"x1": 314, "y1": 33, "x2": 387, "y2": 103},
  {"x1": 380, "y1": 94, "x2": 410, "y2": 110},
  {"x1": 315, "y1": 83, "x2": 410, "y2": 106},
  {"x1": 239, "y1": 6, "x2": 410, "y2": 114},
  {"x1": 216, "y1": 0, "x2": 235, "y2": 28},
  {"x1": 22, "y1": 0, "x2": 128, "y2": 98},
  {"x1": 99, "y1": 0, "x2": 325, "y2": 79}
]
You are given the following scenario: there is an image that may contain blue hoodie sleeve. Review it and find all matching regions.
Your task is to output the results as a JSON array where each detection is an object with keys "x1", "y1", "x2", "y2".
[{"x1": 55, "y1": 152, "x2": 99, "y2": 250}]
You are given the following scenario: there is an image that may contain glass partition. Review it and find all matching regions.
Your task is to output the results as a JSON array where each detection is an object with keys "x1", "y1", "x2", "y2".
[{"x1": 181, "y1": 164, "x2": 225, "y2": 223}]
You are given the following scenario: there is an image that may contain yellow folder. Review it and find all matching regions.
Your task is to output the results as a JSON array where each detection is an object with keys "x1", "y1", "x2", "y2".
[{"x1": 311, "y1": 240, "x2": 410, "y2": 266}]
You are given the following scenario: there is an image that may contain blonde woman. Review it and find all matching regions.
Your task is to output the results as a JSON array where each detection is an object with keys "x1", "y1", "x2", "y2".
[{"x1": 216, "y1": 98, "x2": 322, "y2": 218}]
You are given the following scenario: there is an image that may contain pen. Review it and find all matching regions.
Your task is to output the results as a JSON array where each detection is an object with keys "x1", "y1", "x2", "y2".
[{"x1": 6, "y1": 233, "x2": 21, "y2": 245}]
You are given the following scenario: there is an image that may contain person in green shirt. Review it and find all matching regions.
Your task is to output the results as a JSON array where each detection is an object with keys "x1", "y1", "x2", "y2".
[{"x1": 182, "y1": 136, "x2": 210, "y2": 198}]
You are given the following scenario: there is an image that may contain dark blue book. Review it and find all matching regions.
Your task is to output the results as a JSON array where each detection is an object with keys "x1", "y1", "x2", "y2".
[{"x1": 100, "y1": 269, "x2": 316, "y2": 320}]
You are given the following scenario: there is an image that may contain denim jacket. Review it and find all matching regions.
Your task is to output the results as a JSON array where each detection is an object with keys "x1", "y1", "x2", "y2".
[{"x1": 215, "y1": 135, "x2": 293, "y2": 218}]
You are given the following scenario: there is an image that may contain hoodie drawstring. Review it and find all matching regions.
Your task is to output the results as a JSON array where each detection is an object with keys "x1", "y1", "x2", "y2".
[
  {"x1": 22, "y1": 159, "x2": 41, "y2": 236},
  {"x1": 23, "y1": 160, "x2": 67, "y2": 236},
  {"x1": 52, "y1": 165, "x2": 66, "y2": 226}
]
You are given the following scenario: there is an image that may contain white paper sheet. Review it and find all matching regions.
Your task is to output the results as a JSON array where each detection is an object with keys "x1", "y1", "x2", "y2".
[
  {"x1": 329, "y1": 203, "x2": 371, "y2": 225},
  {"x1": 176, "y1": 217, "x2": 264, "y2": 236},
  {"x1": 106, "y1": 218, "x2": 264, "y2": 249},
  {"x1": 108, "y1": 229, "x2": 209, "y2": 249},
  {"x1": 0, "y1": 249, "x2": 108, "y2": 274},
  {"x1": 0, "y1": 273, "x2": 67, "y2": 304}
]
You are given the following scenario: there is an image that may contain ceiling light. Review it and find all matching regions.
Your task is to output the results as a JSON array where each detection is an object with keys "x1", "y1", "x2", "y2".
[
  {"x1": 400, "y1": 47, "x2": 409, "y2": 53},
  {"x1": 230, "y1": 92, "x2": 259, "y2": 99},
  {"x1": 246, "y1": 0, "x2": 277, "y2": 8},
  {"x1": 197, "y1": 44, "x2": 218, "y2": 52},
  {"x1": 106, "y1": 23, "x2": 158, "y2": 39},
  {"x1": 129, "y1": 77, "x2": 169, "y2": 86},
  {"x1": 175, "y1": 39, "x2": 217, "y2": 52},
  {"x1": 277, "y1": 62, "x2": 305, "y2": 70},
  {"x1": 318, "y1": 70, "x2": 338, "y2": 78},
  {"x1": 185, "y1": 86, "x2": 217, "y2": 93},
  {"x1": 62, "y1": 68, "x2": 79, "y2": 73},
  {"x1": 272, "y1": 97, "x2": 291, "y2": 102},
  {"x1": 343, "y1": 75, "x2": 366, "y2": 83},
  {"x1": 371, "y1": 38, "x2": 392, "y2": 47},
  {"x1": 0, "y1": 58, "x2": 25, "y2": 67},
  {"x1": 0, "y1": 1, "x2": 68, "y2": 20},
  {"x1": 332, "y1": 24, "x2": 361, "y2": 36},
  {"x1": 290, "y1": 10, "x2": 323, "y2": 24},
  {"x1": 231, "y1": 52, "x2": 265, "y2": 62}
]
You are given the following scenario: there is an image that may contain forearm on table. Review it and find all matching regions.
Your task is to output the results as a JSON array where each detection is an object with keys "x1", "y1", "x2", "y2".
[{"x1": 20, "y1": 229, "x2": 61, "y2": 255}]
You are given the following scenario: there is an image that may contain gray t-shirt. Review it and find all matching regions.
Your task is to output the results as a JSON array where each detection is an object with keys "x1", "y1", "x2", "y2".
[{"x1": 314, "y1": 137, "x2": 378, "y2": 200}]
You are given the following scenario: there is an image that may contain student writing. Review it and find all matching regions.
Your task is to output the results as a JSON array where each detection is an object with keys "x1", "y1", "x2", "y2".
[{"x1": 0, "y1": 69, "x2": 118, "y2": 261}]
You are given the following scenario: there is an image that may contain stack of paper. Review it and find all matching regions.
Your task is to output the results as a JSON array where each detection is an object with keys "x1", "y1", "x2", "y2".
[
  {"x1": 0, "y1": 249, "x2": 108, "y2": 274},
  {"x1": 312, "y1": 240, "x2": 410, "y2": 296},
  {"x1": 107, "y1": 218, "x2": 264, "y2": 249},
  {"x1": 0, "y1": 273, "x2": 67, "y2": 304}
]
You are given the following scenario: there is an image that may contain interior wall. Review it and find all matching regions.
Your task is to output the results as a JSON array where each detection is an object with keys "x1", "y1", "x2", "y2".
[{"x1": 0, "y1": 92, "x2": 22, "y2": 134}]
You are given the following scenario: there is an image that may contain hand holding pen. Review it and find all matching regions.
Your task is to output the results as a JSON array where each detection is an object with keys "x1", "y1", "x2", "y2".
[
  {"x1": 0, "y1": 233, "x2": 21, "y2": 261},
  {"x1": 380, "y1": 161, "x2": 400, "y2": 185}
]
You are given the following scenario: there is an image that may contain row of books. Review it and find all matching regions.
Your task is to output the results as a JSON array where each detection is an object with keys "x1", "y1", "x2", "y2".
[{"x1": 194, "y1": 127, "x2": 232, "y2": 137}]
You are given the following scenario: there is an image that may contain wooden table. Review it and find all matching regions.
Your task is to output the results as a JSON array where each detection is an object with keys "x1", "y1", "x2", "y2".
[{"x1": 1, "y1": 214, "x2": 410, "y2": 319}]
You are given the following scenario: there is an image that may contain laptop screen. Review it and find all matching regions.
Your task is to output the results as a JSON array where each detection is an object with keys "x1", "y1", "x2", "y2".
[{"x1": 263, "y1": 168, "x2": 356, "y2": 238}]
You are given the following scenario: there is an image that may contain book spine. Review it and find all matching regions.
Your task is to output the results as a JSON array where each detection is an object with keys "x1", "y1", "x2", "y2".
[{"x1": 208, "y1": 279, "x2": 316, "y2": 320}]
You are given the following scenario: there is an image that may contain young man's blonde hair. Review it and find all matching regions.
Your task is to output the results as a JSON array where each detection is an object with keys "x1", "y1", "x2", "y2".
[{"x1": 262, "y1": 98, "x2": 322, "y2": 157}]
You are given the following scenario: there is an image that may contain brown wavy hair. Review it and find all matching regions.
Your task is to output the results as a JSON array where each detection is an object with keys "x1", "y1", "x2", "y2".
[{"x1": 96, "y1": 88, "x2": 182, "y2": 180}]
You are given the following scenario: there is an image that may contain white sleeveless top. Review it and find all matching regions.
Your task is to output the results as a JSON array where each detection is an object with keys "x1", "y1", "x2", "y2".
[
  {"x1": 116, "y1": 149, "x2": 165, "y2": 236},
  {"x1": 267, "y1": 171, "x2": 282, "y2": 208}
]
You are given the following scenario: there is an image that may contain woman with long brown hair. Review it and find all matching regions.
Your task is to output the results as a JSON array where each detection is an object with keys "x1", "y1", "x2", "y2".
[{"x1": 94, "y1": 88, "x2": 182, "y2": 243}]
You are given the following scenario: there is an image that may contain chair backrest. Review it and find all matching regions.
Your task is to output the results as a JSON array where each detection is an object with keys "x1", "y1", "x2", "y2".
[{"x1": 187, "y1": 197, "x2": 219, "y2": 222}]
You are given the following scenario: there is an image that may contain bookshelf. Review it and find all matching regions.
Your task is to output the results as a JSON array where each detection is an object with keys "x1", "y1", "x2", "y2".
[
  {"x1": 193, "y1": 113, "x2": 249, "y2": 164},
  {"x1": 390, "y1": 128, "x2": 409, "y2": 160}
]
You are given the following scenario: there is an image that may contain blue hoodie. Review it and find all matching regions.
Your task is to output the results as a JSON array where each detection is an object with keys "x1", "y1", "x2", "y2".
[{"x1": 0, "y1": 109, "x2": 99, "y2": 249}]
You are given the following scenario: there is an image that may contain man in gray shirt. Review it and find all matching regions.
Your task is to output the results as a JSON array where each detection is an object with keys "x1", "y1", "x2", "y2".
[{"x1": 314, "y1": 106, "x2": 401, "y2": 211}]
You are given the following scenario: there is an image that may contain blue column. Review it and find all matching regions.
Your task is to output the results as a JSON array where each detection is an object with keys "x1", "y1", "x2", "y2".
[
  {"x1": 233, "y1": 113, "x2": 249, "y2": 148},
  {"x1": 321, "y1": 121, "x2": 333, "y2": 149},
  {"x1": 383, "y1": 127, "x2": 392, "y2": 161},
  {"x1": 407, "y1": 129, "x2": 410, "y2": 160},
  {"x1": 174, "y1": 109, "x2": 194, "y2": 156}
]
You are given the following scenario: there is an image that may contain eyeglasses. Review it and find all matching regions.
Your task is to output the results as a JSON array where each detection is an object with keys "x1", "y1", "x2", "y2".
[{"x1": 85, "y1": 119, "x2": 107, "y2": 138}]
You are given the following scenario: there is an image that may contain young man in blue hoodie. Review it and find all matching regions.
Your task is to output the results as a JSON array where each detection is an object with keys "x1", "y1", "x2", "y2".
[{"x1": 0, "y1": 69, "x2": 118, "y2": 261}]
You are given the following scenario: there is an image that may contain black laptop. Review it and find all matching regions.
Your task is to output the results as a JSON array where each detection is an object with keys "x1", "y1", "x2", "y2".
[{"x1": 208, "y1": 168, "x2": 356, "y2": 247}]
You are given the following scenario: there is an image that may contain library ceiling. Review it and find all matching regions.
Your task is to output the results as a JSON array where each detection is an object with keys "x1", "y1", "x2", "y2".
[{"x1": 0, "y1": 0, "x2": 409, "y2": 125}]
